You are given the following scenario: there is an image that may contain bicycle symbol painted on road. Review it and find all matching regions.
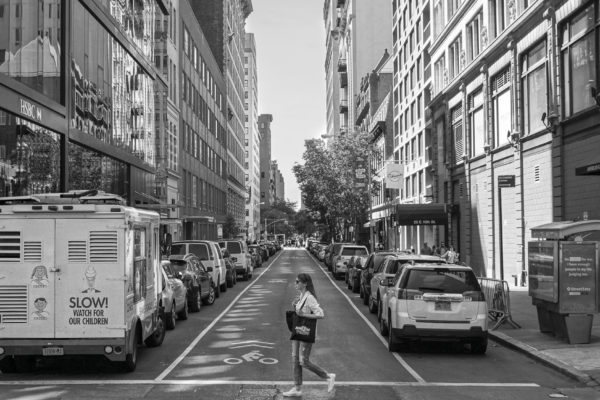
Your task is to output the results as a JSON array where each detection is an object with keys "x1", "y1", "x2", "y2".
[
  {"x1": 224, "y1": 350, "x2": 278, "y2": 365},
  {"x1": 223, "y1": 340, "x2": 279, "y2": 365}
]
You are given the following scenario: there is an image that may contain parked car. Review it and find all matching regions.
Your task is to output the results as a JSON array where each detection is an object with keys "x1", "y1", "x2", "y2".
[
  {"x1": 221, "y1": 249, "x2": 237, "y2": 288},
  {"x1": 257, "y1": 244, "x2": 269, "y2": 261},
  {"x1": 160, "y1": 261, "x2": 189, "y2": 330},
  {"x1": 171, "y1": 240, "x2": 227, "y2": 297},
  {"x1": 168, "y1": 254, "x2": 215, "y2": 311},
  {"x1": 326, "y1": 243, "x2": 352, "y2": 271},
  {"x1": 378, "y1": 263, "x2": 488, "y2": 353},
  {"x1": 368, "y1": 254, "x2": 445, "y2": 318},
  {"x1": 248, "y1": 244, "x2": 263, "y2": 268},
  {"x1": 332, "y1": 245, "x2": 369, "y2": 280},
  {"x1": 219, "y1": 240, "x2": 253, "y2": 281},
  {"x1": 360, "y1": 251, "x2": 411, "y2": 305}
]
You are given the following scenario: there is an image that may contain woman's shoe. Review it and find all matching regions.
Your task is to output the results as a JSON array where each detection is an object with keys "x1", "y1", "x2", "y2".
[
  {"x1": 282, "y1": 388, "x2": 303, "y2": 397},
  {"x1": 327, "y1": 373, "x2": 336, "y2": 392}
]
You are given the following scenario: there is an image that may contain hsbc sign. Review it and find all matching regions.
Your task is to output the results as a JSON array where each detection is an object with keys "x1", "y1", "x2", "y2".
[{"x1": 20, "y1": 98, "x2": 43, "y2": 122}]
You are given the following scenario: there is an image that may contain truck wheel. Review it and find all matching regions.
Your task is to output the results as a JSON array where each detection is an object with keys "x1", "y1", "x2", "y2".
[
  {"x1": 120, "y1": 329, "x2": 139, "y2": 372},
  {"x1": 144, "y1": 311, "x2": 166, "y2": 348},
  {"x1": 189, "y1": 287, "x2": 201, "y2": 313},
  {"x1": 471, "y1": 337, "x2": 488, "y2": 354},
  {"x1": 215, "y1": 277, "x2": 221, "y2": 298},
  {"x1": 362, "y1": 288, "x2": 369, "y2": 305},
  {"x1": 166, "y1": 301, "x2": 176, "y2": 330},
  {"x1": 0, "y1": 357, "x2": 17, "y2": 373},
  {"x1": 177, "y1": 298, "x2": 189, "y2": 320},
  {"x1": 243, "y1": 270, "x2": 249, "y2": 281},
  {"x1": 353, "y1": 278, "x2": 360, "y2": 293},
  {"x1": 226, "y1": 272, "x2": 233, "y2": 288},
  {"x1": 220, "y1": 276, "x2": 227, "y2": 293}
]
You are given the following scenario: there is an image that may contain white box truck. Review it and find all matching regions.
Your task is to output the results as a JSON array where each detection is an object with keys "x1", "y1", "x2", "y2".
[{"x1": 0, "y1": 191, "x2": 166, "y2": 372}]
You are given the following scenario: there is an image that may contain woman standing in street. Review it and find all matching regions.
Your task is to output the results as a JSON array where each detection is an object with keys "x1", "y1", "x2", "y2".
[{"x1": 283, "y1": 273, "x2": 335, "y2": 397}]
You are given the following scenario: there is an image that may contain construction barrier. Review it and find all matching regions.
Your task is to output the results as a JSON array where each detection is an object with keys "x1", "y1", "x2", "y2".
[{"x1": 477, "y1": 277, "x2": 521, "y2": 330}]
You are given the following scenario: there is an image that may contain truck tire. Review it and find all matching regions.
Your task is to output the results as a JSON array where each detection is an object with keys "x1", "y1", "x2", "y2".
[
  {"x1": 0, "y1": 357, "x2": 17, "y2": 373},
  {"x1": 144, "y1": 311, "x2": 166, "y2": 348},
  {"x1": 190, "y1": 286, "x2": 201, "y2": 313},
  {"x1": 215, "y1": 277, "x2": 221, "y2": 298},
  {"x1": 243, "y1": 269, "x2": 249, "y2": 281},
  {"x1": 120, "y1": 328, "x2": 140, "y2": 372},
  {"x1": 220, "y1": 276, "x2": 227, "y2": 293}
]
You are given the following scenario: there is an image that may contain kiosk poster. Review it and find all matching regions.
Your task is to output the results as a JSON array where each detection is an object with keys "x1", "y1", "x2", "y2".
[
  {"x1": 528, "y1": 241, "x2": 558, "y2": 302},
  {"x1": 558, "y1": 242, "x2": 597, "y2": 314}
]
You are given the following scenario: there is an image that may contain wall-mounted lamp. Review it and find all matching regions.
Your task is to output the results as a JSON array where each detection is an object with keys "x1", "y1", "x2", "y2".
[
  {"x1": 483, "y1": 144, "x2": 491, "y2": 154},
  {"x1": 591, "y1": 87, "x2": 600, "y2": 108},
  {"x1": 507, "y1": 130, "x2": 520, "y2": 149},
  {"x1": 541, "y1": 111, "x2": 558, "y2": 134}
]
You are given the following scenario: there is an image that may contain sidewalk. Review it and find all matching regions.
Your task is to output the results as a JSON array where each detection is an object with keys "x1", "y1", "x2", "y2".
[{"x1": 489, "y1": 288, "x2": 600, "y2": 388}]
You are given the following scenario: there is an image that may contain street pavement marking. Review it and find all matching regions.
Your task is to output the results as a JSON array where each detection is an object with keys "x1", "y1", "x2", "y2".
[
  {"x1": 154, "y1": 250, "x2": 286, "y2": 381},
  {"x1": 305, "y1": 249, "x2": 427, "y2": 384},
  {"x1": 0, "y1": 380, "x2": 540, "y2": 387}
]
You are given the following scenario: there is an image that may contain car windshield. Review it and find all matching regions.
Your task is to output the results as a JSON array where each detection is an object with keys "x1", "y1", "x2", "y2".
[
  {"x1": 189, "y1": 244, "x2": 209, "y2": 260},
  {"x1": 170, "y1": 244, "x2": 186, "y2": 256},
  {"x1": 169, "y1": 260, "x2": 188, "y2": 274},
  {"x1": 405, "y1": 269, "x2": 481, "y2": 293},
  {"x1": 226, "y1": 242, "x2": 242, "y2": 254},
  {"x1": 341, "y1": 247, "x2": 368, "y2": 256}
]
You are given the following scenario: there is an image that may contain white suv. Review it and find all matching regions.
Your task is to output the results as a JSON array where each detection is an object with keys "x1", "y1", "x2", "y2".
[
  {"x1": 170, "y1": 241, "x2": 227, "y2": 297},
  {"x1": 379, "y1": 263, "x2": 488, "y2": 353},
  {"x1": 332, "y1": 245, "x2": 369, "y2": 280},
  {"x1": 219, "y1": 240, "x2": 252, "y2": 280}
]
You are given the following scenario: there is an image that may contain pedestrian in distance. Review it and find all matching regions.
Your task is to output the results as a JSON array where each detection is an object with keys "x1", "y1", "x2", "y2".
[
  {"x1": 442, "y1": 245, "x2": 457, "y2": 263},
  {"x1": 420, "y1": 242, "x2": 433, "y2": 255},
  {"x1": 283, "y1": 273, "x2": 335, "y2": 397}
]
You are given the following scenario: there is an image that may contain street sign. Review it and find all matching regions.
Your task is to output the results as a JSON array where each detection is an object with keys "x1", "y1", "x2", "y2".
[{"x1": 498, "y1": 175, "x2": 515, "y2": 187}]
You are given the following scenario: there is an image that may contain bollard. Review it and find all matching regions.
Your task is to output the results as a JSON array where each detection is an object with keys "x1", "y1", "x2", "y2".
[{"x1": 512, "y1": 274, "x2": 518, "y2": 287}]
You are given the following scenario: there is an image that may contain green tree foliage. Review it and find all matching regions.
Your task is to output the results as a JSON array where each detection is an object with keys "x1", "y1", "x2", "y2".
[
  {"x1": 293, "y1": 133, "x2": 378, "y2": 241},
  {"x1": 223, "y1": 214, "x2": 240, "y2": 239}
]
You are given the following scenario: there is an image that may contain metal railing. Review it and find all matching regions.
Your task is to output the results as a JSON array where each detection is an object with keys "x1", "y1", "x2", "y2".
[{"x1": 477, "y1": 277, "x2": 521, "y2": 330}]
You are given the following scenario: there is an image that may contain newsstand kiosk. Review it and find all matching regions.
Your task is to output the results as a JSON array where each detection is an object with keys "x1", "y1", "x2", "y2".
[{"x1": 528, "y1": 220, "x2": 600, "y2": 344}]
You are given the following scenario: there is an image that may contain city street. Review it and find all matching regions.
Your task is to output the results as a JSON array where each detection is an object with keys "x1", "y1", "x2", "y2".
[{"x1": 1, "y1": 248, "x2": 598, "y2": 399}]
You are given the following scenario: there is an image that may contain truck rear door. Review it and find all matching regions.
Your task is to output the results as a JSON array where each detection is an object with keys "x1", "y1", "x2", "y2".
[
  {"x1": 54, "y1": 219, "x2": 125, "y2": 338},
  {"x1": 0, "y1": 219, "x2": 56, "y2": 339}
]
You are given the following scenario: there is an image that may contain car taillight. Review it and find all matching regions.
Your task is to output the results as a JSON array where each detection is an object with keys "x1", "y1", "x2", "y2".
[{"x1": 402, "y1": 289, "x2": 423, "y2": 300}]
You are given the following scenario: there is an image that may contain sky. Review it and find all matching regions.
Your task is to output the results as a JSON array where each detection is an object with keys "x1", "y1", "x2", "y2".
[{"x1": 246, "y1": 0, "x2": 327, "y2": 209}]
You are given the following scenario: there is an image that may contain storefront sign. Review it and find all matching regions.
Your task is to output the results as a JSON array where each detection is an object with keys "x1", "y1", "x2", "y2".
[
  {"x1": 575, "y1": 163, "x2": 600, "y2": 176},
  {"x1": 558, "y1": 242, "x2": 597, "y2": 313},
  {"x1": 528, "y1": 241, "x2": 558, "y2": 302},
  {"x1": 20, "y1": 98, "x2": 42, "y2": 122},
  {"x1": 498, "y1": 175, "x2": 516, "y2": 187}
]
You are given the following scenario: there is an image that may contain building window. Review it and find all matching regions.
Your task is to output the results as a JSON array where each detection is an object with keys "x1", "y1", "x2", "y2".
[
  {"x1": 451, "y1": 104, "x2": 463, "y2": 162},
  {"x1": 466, "y1": 11, "x2": 482, "y2": 62},
  {"x1": 434, "y1": 56, "x2": 446, "y2": 94},
  {"x1": 448, "y1": 36, "x2": 462, "y2": 79},
  {"x1": 490, "y1": 0, "x2": 508, "y2": 39},
  {"x1": 447, "y1": 0, "x2": 460, "y2": 19},
  {"x1": 561, "y1": 4, "x2": 597, "y2": 117},
  {"x1": 521, "y1": 41, "x2": 547, "y2": 135},
  {"x1": 433, "y1": 0, "x2": 444, "y2": 38},
  {"x1": 468, "y1": 88, "x2": 485, "y2": 157},
  {"x1": 492, "y1": 67, "x2": 512, "y2": 147}
]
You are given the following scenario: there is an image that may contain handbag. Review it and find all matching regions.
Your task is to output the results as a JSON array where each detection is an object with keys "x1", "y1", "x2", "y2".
[
  {"x1": 289, "y1": 296, "x2": 317, "y2": 343},
  {"x1": 285, "y1": 310, "x2": 295, "y2": 332}
]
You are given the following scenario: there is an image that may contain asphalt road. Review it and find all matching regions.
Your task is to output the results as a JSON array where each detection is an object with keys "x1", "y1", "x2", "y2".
[{"x1": 1, "y1": 248, "x2": 598, "y2": 399}]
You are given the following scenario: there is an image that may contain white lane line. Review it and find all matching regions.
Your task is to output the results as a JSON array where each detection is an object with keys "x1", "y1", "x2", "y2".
[
  {"x1": 305, "y1": 249, "x2": 427, "y2": 384},
  {"x1": 0, "y1": 380, "x2": 540, "y2": 387},
  {"x1": 154, "y1": 250, "x2": 286, "y2": 381}
]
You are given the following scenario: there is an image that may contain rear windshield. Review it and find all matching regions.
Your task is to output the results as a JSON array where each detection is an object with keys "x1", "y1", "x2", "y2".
[
  {"x1": 405, "y1": 269, "x2": 481, "y2": 293},
  {"x1": 190, "y1": 244, "x2": 209, "y2": 260},
  {"x1": 341, "y1": 247, "x2": 368, "y2": 256},
  {"x1": 169, "y1": 260, "x2": 188, "y2": 274},
  {"x1": 170, "y1": 244, "x2": 186, "y2": 256},
  {"x1": 226, "y1": 242, "x2": 243, "y2": 254}
]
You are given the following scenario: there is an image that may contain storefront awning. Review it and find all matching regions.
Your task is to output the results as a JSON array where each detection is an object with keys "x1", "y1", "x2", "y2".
[
  {"x1": 160, "y1": 218, "x2": 183, "y2": 226},
  {"x1": 576, "y1": 162, "x2": 600, "y2": 175},
  {"x1": 395, "y1": 203, "x2": 448, "y2": 226},
  {"x1": 182, "y1": 215, "x2": 215, "y2": 223}
]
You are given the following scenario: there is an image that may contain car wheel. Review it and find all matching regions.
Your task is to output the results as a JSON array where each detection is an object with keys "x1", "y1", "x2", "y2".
[
  {"x1": 387, "y1": 312, "x2": 399, "y2": 352},
  {"x1": 377, "y1": 300, "x2": 383, "y2": 322},
  {"x1": 189, "y1": 286, "x2": 201, "y2": 312},
  {"x1": 177, "y1": 298, "x2": 189, "y2": 320},
  {"x1": 243, "y1": 269, "x2": 249, "y2": 281},
  {"x1": 368, "y1": 295, "x2": 377, "y2": 314},
  {"x1": 233, "y1": 272, "x2": 237, "y2": 285},
  {"x1": 215, "y1": 277, "x2": 221, "y2": 298},
  {"x1": 202, "y1": 282, "x2": 216, "y2": 305},
  {"x1": 471, "y1": 337, "x2": 488, "y2": 354},
  {"x1": 345, "y1": 273, "x2": 349, "y2": 284},
  {"x1": 359, "y1": 285, "x2": 364, "y2": 299},
  {"x1": 166, "y1": 302, "x2": 176, "y2": 330},
  {"x1": 221, "y1": 276, "x2": 227, "y2": 293},
  {"x1": 353, "y1": 278, "x2": 360, "y2": 293},
  {"x1": 226, "y1": 272, "x2": 233, "y2": 288},
  {"x1": 362, "y1": 288, "x2": 369, "y2": 305},
  {"x1": 379, "y1": 312, "x2": 389, "y2": 337},
  {"x1": 144, "y1": 310, "x2": 166, "y2": 348}
]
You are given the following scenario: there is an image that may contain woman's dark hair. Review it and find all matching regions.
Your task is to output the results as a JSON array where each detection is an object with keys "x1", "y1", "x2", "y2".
[{"x1": 297, "y1": 273, "x2": 317, "y2": 300}]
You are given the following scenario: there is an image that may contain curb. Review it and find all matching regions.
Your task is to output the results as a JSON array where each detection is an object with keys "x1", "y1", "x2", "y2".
[{"x1": 489, "y1": 331, "x2": 600, "y2": 388}]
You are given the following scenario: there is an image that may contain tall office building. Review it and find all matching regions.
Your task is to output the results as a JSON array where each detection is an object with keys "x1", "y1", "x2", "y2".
[
  {"x1": 258, "y1": 113, "x2": 274, "y2": 206},
  {"x1": 190, "y1": 0, "x2": 253, "y2": 236},
  {"x1": 0, "y1": 1, "x2": 169, "y2": 204},
  {"x1": 271, "y1": 160, "x2": 285, "y2": 202},
  {"x1": 244, "y1": 32, "x2": 261, "y2": 241},
  {"x1": 323, "y1": 0, "x2": 340, "y2": 139}
]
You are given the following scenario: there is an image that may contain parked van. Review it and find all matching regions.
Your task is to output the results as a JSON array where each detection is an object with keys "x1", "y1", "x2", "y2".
[
  {"x1": 0, "y1": 191, "x2": 166, "y2": 373},
  {"x1": 170, "y1": 240, "x2": 226, "y2": 296},
  {"x1": 219, "y1": 240, "x2": 252, "y2": 280}
]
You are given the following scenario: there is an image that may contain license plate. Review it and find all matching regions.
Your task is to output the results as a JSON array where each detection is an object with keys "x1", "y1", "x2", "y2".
[
  {"x1": 435, "y1": 301, "x2": 451, "y2": 311},
  {"x1": 42, "y1": 347, "x2": 64, "y2": 356}
]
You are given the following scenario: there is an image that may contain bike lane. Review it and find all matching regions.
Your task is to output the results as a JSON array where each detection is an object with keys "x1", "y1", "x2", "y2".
[{"x1": 157, "y1": 248, "x2": 420, "y2": 384}]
